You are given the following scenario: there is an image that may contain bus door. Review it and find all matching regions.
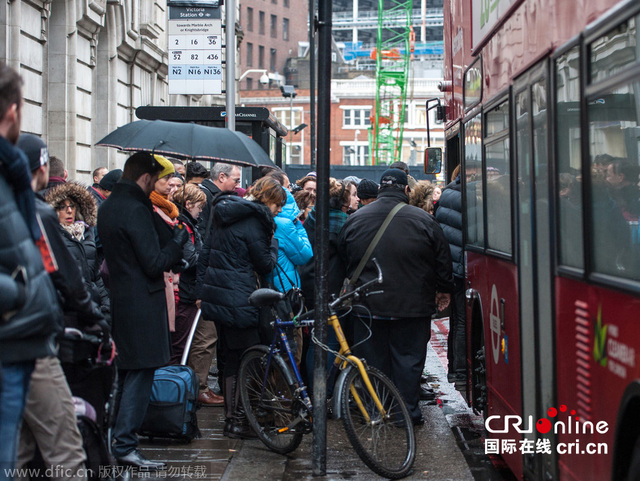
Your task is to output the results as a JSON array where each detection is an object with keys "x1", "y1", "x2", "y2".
[
  {"x1": 445, "y1": 122, "x2": 461, "y2": 182},
  {"x1": 513, "y1": 60, "x2": 558, "y2": 481}
]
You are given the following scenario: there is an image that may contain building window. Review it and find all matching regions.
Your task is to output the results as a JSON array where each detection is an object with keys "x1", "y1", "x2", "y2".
[
  {"x1": 284, "y1": 0, "x2": 289, "y2": 7},
  {"x1": 258, "y1": 45, "x2": 265, "y2": 68},
  {"x1": 246, "y1": 78, "x2": 253, "y2": 90},
  {"x1": 246, "y1": 42, "x2": 253, "y2": 67},
  {"x1": 246, "y1": 7, "x2": 253, "y2": 32},
  {"x1": 272, "y1": 0, "x2": 277, "y2": 4},
  {"x1": 274, "y1": 108, "x2": 303, "y2": 129},
  {"x1": 270, "y1": 15, "x2": 277, "y2": 38},
  {"x1": 259, "y1": 11, "x2": 265, "y2": 35},
  {"x1": 270, "y1": 49, "x2": 277, "y2": 72},
  {"x1": 342, "y1": 145, "x2": 369, "y2": 165},
  {"x1": 283, "y1": 18, "x2": 289, "y2": 41},
  {"x1": 289, "y1": 145, "x2": 302, "y2": 164},
  {"x1": 343, "y1": 108, "x2": 371, "y2": 127}
]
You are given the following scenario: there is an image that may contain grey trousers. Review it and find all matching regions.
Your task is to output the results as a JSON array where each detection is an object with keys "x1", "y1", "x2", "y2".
[{"x1": 17, "y1": 357, "x2": 87, "y2": 481}]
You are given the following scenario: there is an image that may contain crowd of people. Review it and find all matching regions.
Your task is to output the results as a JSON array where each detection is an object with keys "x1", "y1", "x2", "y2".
[{"x1": 0, "y1": 62, "x2": 461, "y2": 479}]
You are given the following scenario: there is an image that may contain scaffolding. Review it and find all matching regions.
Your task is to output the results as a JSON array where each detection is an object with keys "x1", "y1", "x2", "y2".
[{"x1": 369, "y1": 0, "x2": 412, "y2": 165}]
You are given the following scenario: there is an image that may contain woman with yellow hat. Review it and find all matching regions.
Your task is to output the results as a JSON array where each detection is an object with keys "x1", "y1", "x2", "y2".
[{"x1": 149, "y1": 155, "x2": 182, "y2": 333}]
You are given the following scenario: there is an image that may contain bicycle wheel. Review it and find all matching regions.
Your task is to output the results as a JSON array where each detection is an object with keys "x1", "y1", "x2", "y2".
[
  {"x1": 340, "y1": 366, "x2": 416, "y2": 479},
  {"x1": 238, "y1": 349, "x2": 304, "y2": 454}
]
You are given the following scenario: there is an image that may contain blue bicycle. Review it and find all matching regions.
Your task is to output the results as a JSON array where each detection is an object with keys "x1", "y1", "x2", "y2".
[{"x1": 238, "y1": 259, "x2": 416, "y2": 479}]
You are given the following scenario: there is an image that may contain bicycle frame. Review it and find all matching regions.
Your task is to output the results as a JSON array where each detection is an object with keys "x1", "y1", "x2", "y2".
[{"x1": 259, "y1": 309, "x2": 387, "y2": 433}]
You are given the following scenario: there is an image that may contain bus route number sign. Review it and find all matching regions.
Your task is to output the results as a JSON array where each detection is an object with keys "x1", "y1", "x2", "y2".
[{"x1": 168, "y1": 6, "x2": 223, "y2": 95}]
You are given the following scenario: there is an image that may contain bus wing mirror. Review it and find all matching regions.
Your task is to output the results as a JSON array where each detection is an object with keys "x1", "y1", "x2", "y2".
[{"x1": 424, "y1": 147, "x2": 442, "y2": 174}]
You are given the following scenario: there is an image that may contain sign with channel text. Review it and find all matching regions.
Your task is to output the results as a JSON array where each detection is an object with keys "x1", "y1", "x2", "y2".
[{"x1": 168, "y1": 5, "x2": 223, "y2": 95}]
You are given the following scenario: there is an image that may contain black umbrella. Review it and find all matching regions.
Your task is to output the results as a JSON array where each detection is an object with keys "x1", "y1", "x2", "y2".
[{"x1": 96, "y1": 119, "x2": 276, "y2": 168}]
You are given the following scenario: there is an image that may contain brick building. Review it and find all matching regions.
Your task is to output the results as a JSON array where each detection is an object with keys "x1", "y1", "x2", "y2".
[{"x1": 237, "y1": 0, "x2": 309, "y2": 91}]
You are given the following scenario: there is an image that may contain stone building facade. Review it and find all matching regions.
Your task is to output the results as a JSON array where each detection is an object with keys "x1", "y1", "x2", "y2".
[{"x1": 1, "y1": 1, "x2": 226, "y2": 182}]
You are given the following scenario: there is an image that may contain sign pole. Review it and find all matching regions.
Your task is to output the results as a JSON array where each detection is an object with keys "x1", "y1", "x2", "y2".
[{"x1": 225, "y1": 0, "x2": 236, "y2": 131}]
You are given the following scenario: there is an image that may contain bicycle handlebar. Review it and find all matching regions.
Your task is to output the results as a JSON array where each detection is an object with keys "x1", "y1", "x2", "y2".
[{"x1": 329, "y1": 257, "x2": 383, "y2": 311}]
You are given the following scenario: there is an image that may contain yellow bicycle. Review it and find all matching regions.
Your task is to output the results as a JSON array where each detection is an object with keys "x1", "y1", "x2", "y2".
[{"x1": 238, "y1": 259, "x2": 416, "y2": 479}]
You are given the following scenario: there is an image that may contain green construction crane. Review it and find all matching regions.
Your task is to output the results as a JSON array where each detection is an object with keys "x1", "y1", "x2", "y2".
[{"x1": 369, "y1": 0, "x2": 412, "y2": 165}]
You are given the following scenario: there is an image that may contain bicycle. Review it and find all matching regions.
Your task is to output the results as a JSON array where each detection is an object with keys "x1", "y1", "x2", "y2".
[{"x1": 238, "y1": 259, "x2": 416, "y2": 479}]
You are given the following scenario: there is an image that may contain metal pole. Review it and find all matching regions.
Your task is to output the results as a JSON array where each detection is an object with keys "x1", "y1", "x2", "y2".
[
  {"x1": 312, "y1": 0, "x2": 331, "y2": 475},
  {"x1": 225, "y1": 0, "x2": 236, "y2": 131},
  {"x1": 309, "y1": 0, "x2": 316, "y2": 171},
  {"x1": 290, "y1": 96, "x2": 294, "y2": 162}
]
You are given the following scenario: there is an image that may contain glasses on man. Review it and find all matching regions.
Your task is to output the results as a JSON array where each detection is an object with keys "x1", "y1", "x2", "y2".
[
  {"x1": 56, "y1": 203, "x2": 77, "y2": 211},
  {"x1": 224, "y1": 173, "x2": 241, "y2": 184}
]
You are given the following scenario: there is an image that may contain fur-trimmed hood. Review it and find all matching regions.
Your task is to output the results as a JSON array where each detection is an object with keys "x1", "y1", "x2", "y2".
[{"x1": 44, "y1": 182, "x2": 97, "y2": 226}]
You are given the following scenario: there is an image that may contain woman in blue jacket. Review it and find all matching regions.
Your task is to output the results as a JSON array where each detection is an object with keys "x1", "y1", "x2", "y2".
[{"x1": 266, "y1": 188, "x2": 313, "y2": 364}]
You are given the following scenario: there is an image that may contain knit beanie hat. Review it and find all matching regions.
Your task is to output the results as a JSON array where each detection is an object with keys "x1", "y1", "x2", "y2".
[
  {"x1": 99, "y1": 169, "x2": 123, "y2": 191},
  {"x1": 155, "y1": 155, "x2": 175, "y2": 179},
  {"x1": 357, "y1": 178, "x2": 379, "y2": 200}
]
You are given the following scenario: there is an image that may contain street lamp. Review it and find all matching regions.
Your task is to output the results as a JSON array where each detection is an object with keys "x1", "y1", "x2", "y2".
[{"x1": 280, "y1": 85, "x2": 297, "y2": 164}]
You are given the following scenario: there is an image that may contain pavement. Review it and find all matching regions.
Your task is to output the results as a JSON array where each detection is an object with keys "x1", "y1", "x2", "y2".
[{"x1": 136, "y1": 320, "x2": 476, "y2": 481}]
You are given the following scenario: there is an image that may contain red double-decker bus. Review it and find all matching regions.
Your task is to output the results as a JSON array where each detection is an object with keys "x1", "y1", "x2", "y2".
[{"x1": 439, "y1": 0, "x2": 640, "y2": 479}]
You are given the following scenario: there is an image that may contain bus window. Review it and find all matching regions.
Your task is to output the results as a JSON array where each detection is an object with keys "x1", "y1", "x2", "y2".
[
  {"x1": 465, "y1": 113, "x2": 484, "y2": 247},
  {"x1": 588, "y1": 84, "x2": 640, "y2": 280},
  {"x1": 485, "y1": 100, "x2": 512, "y2": 254},
  {"x1": 555, "y1": 46, "x2": 583, "y2": 269},
  {"x1": 589, "y1": 14, "x2": 638, "y2": 84}
]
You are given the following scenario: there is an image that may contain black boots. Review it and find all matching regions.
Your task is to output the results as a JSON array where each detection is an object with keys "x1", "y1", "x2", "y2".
[{"x1": 222, "y1": 375, "x2": 257, "y2": 440}]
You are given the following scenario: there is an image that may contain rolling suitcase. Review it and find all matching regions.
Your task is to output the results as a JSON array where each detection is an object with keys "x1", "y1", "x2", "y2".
[{"x1": 139, "y1": 311, "x2": 202, "y2": 441}]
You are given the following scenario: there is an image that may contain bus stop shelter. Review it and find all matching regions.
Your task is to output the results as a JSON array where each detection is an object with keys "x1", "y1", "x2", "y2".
[{"x1": 135, "y1": 106, "x2": 288, "y2": 174}]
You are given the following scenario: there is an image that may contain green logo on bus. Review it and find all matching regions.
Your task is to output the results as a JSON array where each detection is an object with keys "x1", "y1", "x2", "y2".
[{"x1": 593, "y1": 305, "x2": 608, "y2": 368}]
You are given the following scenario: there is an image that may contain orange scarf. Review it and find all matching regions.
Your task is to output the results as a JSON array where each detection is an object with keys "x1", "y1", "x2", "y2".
[{"x1": 150, "y1": 190, "x2": 179, "y2": 220}]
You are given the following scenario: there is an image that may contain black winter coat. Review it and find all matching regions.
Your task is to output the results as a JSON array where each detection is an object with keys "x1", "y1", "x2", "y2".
[
  {"x1": 177, "y1": 210, "x2": 202, "y2": 305},
  {"x1": 338, "y1": 188, "x2": 455, "y2": 318},
  {"x1": 98, "y1": 180, "x2": 184, "y2": 370},
  {"x1": 45, "y1": 181, "x2": 110, "y2": 314},
  {"x1": 59, "y1": 227, "x2": 110, "y2": 314},
  {"x1": 435, "y1": 176, "x2": 464, "y2": 279},
  {"x1": 0, "y1": 141, "x2": 62, "y2": 362},
  {"x1": 196, "y1": 194, "x2": 276, "y2": 334},
  {"x1": 35, "y1": 195, "x2": 103, "y2": 328}
]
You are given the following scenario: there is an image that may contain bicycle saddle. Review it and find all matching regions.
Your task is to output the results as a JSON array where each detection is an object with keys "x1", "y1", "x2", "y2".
[{"x1": 249, "y1": 288, "x2": 285, "y2": 307}]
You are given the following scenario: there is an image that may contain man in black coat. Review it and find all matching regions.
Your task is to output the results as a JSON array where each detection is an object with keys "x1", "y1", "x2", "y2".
[
  {"x1": 435, "y1": 170, "x2": 466, "y2": 384},
  {"x1": 98, "y1": 152, "x2": 189, "y2": 469},
  {"x1": 338, "y1": 169, "x2": 454, "y2": 425}
]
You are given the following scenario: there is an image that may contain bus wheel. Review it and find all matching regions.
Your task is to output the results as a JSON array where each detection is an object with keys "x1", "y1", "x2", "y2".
[{"x1": 472, "y1": 345, "x2": 488, "y2": 419}]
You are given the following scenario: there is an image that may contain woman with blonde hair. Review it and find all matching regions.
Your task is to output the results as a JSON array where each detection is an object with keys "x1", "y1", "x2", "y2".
[
  {"x1": 169, "y1": 183, "x2": 209, "y2": 366},
  {"x1": 409, "y1": 180, "x2": 436, "y2": 214},
  {"x1": 196, "y1": 176, "x2": 284, "y2": 439}
]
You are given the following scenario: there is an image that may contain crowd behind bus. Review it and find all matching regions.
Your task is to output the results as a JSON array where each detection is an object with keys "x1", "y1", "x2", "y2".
[{"x1": 0, "y1": 62, "x2": 462, "y2": 479}]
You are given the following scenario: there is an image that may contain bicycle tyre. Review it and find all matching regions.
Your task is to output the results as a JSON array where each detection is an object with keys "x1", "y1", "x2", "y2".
[
  {"x1": 238, "y1": 349, "x2": 303, "y2": 454},
  {"x1": 340, "y1": 366, "x2": 416, "y2": 479}
]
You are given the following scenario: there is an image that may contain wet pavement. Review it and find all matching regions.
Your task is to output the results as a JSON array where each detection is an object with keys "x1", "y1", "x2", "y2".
[{"x1": 134, "y1": 319, "x2": 516, "y2": 480}]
